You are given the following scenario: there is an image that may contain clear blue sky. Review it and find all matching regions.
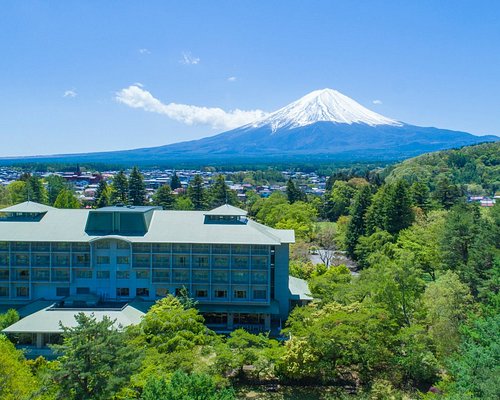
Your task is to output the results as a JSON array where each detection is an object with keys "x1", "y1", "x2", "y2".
[{"x1": 1, "y1": 1, "x2": 499, "y2": 156}]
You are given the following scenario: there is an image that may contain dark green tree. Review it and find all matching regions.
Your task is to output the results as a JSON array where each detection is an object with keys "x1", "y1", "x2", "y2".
[
  {"x1": 170, "y1": 172, "x2": 181, "y2": 190},
  {"x1": 111, "y1": 170, "x2": 129, "y2": 204},
  {"x1": 24, "y1": 175, "x2": 48, "y2": 204},
  {"x1": 433, "y1": 176, "x2": 463, "y2": 209},
  {"x1": 409, "y1": 181, "x2": 431, "y2": 211},
  {"x1": 51, "y1": 313, "x2": 142, "y2": 400},
  {"x1": 129, "y1": 166, "x2": 146, "y2": 206},
  {"x1": 187, "y1": 174, "x2": 207, "y2": 210},
  {"x1": 323, "y1": 180, "x2": 355, "y2": 221},
  {"x1": 346, "y1": 185, "x2": 372, "y2": 259},
  {"x1": 153, "y1": 185, "x2": 175, "y2": 210},
  {"x1": 46, "y1": 175, "x2": 68, "y2": 205},
  {"x1": 94, "y1": 180, "x2": 111, "y2": 208},
  {"x1": 209, "y1": 175, "x2": 237, "y2": 207},
  {"x1": 384, "y1": 180, "x2": 414, "y2": 234},
  {"x1": 286, "y1": 178, "x2": 306, "y2": 204}
]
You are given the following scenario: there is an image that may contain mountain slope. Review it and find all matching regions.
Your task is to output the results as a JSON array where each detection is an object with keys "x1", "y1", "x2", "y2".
[{"x1": 1, "y1": 89, "x2": 497, "y2": 165}]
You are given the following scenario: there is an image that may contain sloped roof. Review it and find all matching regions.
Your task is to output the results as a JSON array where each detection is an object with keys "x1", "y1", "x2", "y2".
[
  {"x1": 204, "y1": 204, "x2": 248, "y2": 216},
  {"x1": 0, "y1": 201, "x2": 55, "y2": 213},
  {"x1": 0, "y1": 202, "x2": 294, "y2": 245},
  {"x1": 289, "y1": 276, "x2": 313, "y2": 301},
  {"x1": 2, "y1": 304, "x2": 145, "y2": 333}
]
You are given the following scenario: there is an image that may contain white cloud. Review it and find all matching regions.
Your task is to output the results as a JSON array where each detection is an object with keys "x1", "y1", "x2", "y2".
[
  {"x1": 63, "y1": 89, "x2": 77, "y2": 98},
  {"x1": 139, "y1": 48, "x2": 151, "y2": 54},
  {"x1": 180, "y1": 51, "x2": 200, "y2": 65},
  {"x1": 227, "y1": 76, "x2": 237, "y2": 82},
  {"x1": 115, "y1": 85, "x2": 268, "y2": 130},
  {"x1": 372, "y1": 99, "x2": 382, "y2": 105}
]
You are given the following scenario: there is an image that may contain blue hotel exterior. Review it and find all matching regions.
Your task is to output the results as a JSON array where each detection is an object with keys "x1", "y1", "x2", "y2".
[{"x1": 0, "y1": 201, "x2": 304, "y2": 334}]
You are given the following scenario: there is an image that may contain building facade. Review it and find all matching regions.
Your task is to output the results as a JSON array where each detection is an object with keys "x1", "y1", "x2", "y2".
[{"x1": 0, "y1": 202, "x2": 298, "y2": 332}]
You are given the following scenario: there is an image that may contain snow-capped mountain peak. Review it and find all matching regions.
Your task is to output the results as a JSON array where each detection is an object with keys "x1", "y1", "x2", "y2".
[{"x1": 252, "y1": 88, "x2": 402, "y2": 132}]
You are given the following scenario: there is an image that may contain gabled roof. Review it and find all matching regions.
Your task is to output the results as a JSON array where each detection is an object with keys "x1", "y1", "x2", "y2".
[
  {"x1": 204, "y1": 204, "x2": 248, "y2": 216},
  {"x1": 0, "y1": 201, "x2": 55, "y2": 213}
]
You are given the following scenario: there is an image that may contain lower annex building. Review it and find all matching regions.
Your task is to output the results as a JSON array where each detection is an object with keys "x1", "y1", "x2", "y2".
[{"x1": 0, "y1": 201, "x2": 311, "y2": 350}]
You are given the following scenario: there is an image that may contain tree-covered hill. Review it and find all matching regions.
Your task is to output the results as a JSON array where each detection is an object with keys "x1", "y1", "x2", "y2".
[{"x1": 384, "y1": 141, "x2": 500, "y2": 195}]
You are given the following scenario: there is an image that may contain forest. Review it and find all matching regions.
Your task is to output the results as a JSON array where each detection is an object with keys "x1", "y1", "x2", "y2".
[{"x1": 0, "y1": 142, "x2": 499, "y2": 399}]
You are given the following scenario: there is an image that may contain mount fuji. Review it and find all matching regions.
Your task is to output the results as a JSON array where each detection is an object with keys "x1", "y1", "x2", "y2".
[{"x1": 3, "y1": 89, "x2": 498, "y2": 164}]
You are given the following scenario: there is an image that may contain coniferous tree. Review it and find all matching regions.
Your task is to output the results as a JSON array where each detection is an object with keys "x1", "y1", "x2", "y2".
[
  {"x1": 385, "y1": 180, "x2": 414, "y2": 234},
  {"x1": 129, "y1": 166, "x2": 146, "y2": 206},
  {"x1": 153, "y1": 185, "x2": 175, "y2": 210},
  {"x1": 187, "y1": 174, "x2": 207, "y2": 210},
  {"x1": 209, "y1": 175, "x2": 236, "y2": 207},
  {"x1": 410, "y1": 181, "x2": 431, "y2": 211},
  {"x1": 111, "y1": 170, "x2": 129, "y2": 204},
  {"x1": 95, "y1": 180, "x2": 111, "y2": 208},
  {"x1": 346, "y1": 185, "x2": 372, "y2": 259},
  {"x1": 286, "y1": 178, "x2": 306, "y2": 204},
  {"x1": 433, "y1": 176, "x2": 463, "y2": 209},
  {"x1": 170, "y1": 172, "x2": 181, "y2": 190},
  {"x1": 46, "y1": 175, "x2": 68, "y2": 205},
  {"x1": 24, "y1": 175, "x2": 48, "y2": 204}
]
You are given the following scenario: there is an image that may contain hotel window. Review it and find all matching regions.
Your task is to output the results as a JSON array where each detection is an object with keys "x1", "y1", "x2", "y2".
[
  {"x1": 173, "y1": 255, "x2": 188, "y2": 268},
  {"x1": 232, "y1": 256, "x2": 249, "y2": 269},
  {"x1": 214, "y1": 289, "x2": 227, "y2": 298},
  {"x1": 53, "y1": 242, "x2": 70, "y2": 252},
  {"x1": 95, "y1": 240, "x2": 110, "y2": 249},
  {"x1": 136, "y1": 288, "x2": 149, "y2": 297},
  {"x1": 0, "y1": 286, "x2": 8, "y2": 297},
  {"x1": 116, "y1": 270, "x2": 130, "y2": 279},
  {"x1": 234, "y1": 290, "x2": 247, "y2": 299},
  {"x1": 153, "y1": 254, "x2": 170, "y2": 268},
  {"x1": 76, "y1": 287, "x2": 90, "y2": 295},
  {"x1": 195, "y1": 289, "x2": 208, "y2": 298},
  {"x1": 14, "y1": 254, "x2": 29, "y2": 266},
  {"x1": 12, "y1": 242, "x2": 29, "y2": 251},
  {"x1": 32, "y1": 254, "x2": 49, "y2": 266},
  {"x1": 212, "y1": 255, "x2": 229, "y2": 268},
  {"x1": 116, "y1": 241, "x2": 130, "y2": 250},
  {"x1": 16, "y1": 287, "x2": 29, "y2": 297},
  {"x1": 0, "y1": 242, "x2": 9, "y2": 251},
  {"x1": 252, "y1": 271, "x2": 268, "y2": 284},
  {"x1": 73, "y1": 254, "x2": 90, "y2": 266},
  {"x1": 0, "y1": 254, "x2": 8, "y2": 266},
  {"x1": 253, "y1": 289, "x2": 267, "y2": 300},
  {"x1": 97, "y1": 271, "x2": 110, "y2": 279},
  {"x1": 133, "y1": 243, "x2": 151, "y2": 253},
  {"x1": 173, "y1": 269, "x2": 189, "y2": 282},
  {"x1": 96, "y1": 256, "x2": 110, "y2": 265},
  {"x1": 116, "y1": 256, "x2": 129, "y2": 265},
  {"x1": 193, "y1": 270, "x2": 209, "y2": 282},
  {"x1": 53, "y1": 254, "x2": 70, "y2": 266},
  {"x1": 212, "y1": 244, "x2": 230, "y2": 254},
  {"x1": 72, "y1": 242, "x2": 89, "y2": 252},
  {"x1": 192, "y1": 244, "x2": 209, "y2": 254},
  {"x1": 75, "y1": 270, "x2": 92, "y2": 279},
  {"x1": 17, "y1": 270, "x2": 29, "y2": 280},
  {"x1": 136, "y1": 270, "x2": 150, "y2": 279},
  {"x1": 172, "y1": 243, "x2": 190, "y2": 253},
  {"x1": 155, "y1": 287, "x2": 168, "y2": 297},
  {"x1": 56, "y1": 287, "x2": 70, "y2": 297},
  {"x1": 153, "y1": 270, "x2": 169, "y2": 282},
  {"x1": 116, "y1": 287, "x2": 130, "y2": 297},
  {"x1": 133, "y1": 254, "x2": 150, "y2": 268},
  {"x1": 53, "y1": 269, "x2": 70, "y2": 281},
  {"x1": 32, "y1": 242, "x2": 50, "y2": 252},
  {"x1": 232, "y1": 244, "x2": 250, "y2": 255},
  {"x1": 252, "y1": 256, "x2": 268, "y2": 269},
  {"x1": 33, "y1": 269, "x2": 49, "y2": 281},
  {"x1": 232, "y1": 271, "x2": 248, "y2": 283},
  {"x1": 0, "y1": 269, "x2": 8, "y2": 280},
  {"x1": 212, "y1": 270, "x2": 229, "y2": 283},
  {"x1": 152, "y1": 243, "x2": 171, "y2": 253},
  {"x1": 252, "y1": 245, "x2": 268, "y2": 255},
  {"x1": 193, "y1": 256, "x2": 209, "y2": 268}
]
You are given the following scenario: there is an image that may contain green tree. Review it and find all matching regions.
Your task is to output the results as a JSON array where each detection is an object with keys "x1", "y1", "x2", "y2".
[
  {"x1": 53, "y1": 189, "x2": 80, "y2": 209},
  {"x1": 51, "y1": 313, "x2": 141, "y2": 400},
  {"x1": 286, "y1": 178, "x2": 306, "y2": 204},
  {"x1": 323, "y1": 180, "x2": 355, "y2": 221},
  {"x1": 0, "y1": 185, "x2": 11, "y2": 207},
  {"x1": 433, "y1": 176, "x2": 463, "y2": 209},
  {"x1": 175, "y1": 196, "x2": 194, "y2": 210},
  {"x1": 170, "y1": 172, "x2": 181, "y2": 190},
  {"x1": 409, "y1": 181, "x2": 431, "y2": 211},
  {"x1": 345, "y1": 185, "x2": 372, "y2": 258},
  {"x1": 129, "y1": 166, "x2": 146, "y2": 206},
  {"x1": 208, "y1": 175, "x2": 237, "y2": 207},
  {"x1": 384, "y1": 180, "x2": 415, "y2": 234},
  {"x1": 46, "y1": 175, "x2": 68, "y2": 205},
  {"x1": 141, "y1": 371, "x2": 235, "y2": 400},
  {"x1": 0, "y1": 335, "x2": 39, "y2": 400},
  {"x1": 0, "y1": 309, "x2": 20, "y2": 330},
  {"x1": 153, "y1": 185, "x2": 175, "y2": 210},
  {"x1": 187, "y1": 175, "x2": 207, "y2": 210},
  {"x1": 26, "y1": 175, "x2": 48, "y2": 204},
  {"x1": 111, "y1": 170, "x2": 129, "y2": 204},
  {"x1": 6, "y1": 181, "x2": 26, "y2": 204},
  {"x1": 94, "y1": 180, "x2": 111, "y2": 208}
]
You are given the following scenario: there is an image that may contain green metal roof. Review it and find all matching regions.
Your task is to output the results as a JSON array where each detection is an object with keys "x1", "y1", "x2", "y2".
[
  {"x1": 0, "y1": 202, "x2": 295, "y2": 245},
  {"x1": 0, "y1": 201, "x2": 55, "y2": 213},
  {"x1": 204, "y1": 204, "x2": 248, "y2": 216}
]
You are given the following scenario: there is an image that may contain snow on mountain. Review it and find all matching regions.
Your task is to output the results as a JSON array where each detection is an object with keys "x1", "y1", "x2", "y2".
[{"x1": 250, "y1": 88, "x2": 402, "y2": 132}]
